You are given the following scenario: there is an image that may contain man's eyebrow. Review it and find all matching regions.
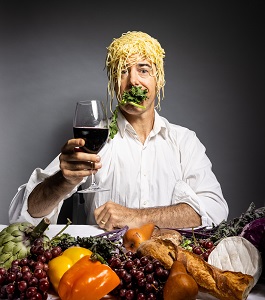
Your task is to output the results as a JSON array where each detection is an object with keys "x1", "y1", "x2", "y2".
[
  {"x1": 137, "y1": 63, "x2": 152, "y2": 68},
  {"x1": 122, "y1": 63, "x2": 152, "y2": 70}
]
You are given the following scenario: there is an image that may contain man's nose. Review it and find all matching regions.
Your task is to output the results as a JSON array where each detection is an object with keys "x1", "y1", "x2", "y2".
[{"x1": 128, "y1": 67, "x2": 140, "y2": 86}]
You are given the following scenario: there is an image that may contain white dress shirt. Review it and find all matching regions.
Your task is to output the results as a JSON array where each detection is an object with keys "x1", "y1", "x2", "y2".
[{"x1": 9, "y1": 110, "x2": 228, "y2": 227}]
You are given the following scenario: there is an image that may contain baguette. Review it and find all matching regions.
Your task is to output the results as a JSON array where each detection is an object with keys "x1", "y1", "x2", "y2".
[
  {"x1": 177, "y1": 247, "x2": 254, "y2": 300},
  {"x1": 137, "y1": 237, "x2": 178, "y2": 269}
]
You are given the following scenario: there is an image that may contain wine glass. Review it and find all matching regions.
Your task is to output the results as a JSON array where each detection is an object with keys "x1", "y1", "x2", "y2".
[{"x1": 73, "y1": 99, "x2": 109, "y2": 193}]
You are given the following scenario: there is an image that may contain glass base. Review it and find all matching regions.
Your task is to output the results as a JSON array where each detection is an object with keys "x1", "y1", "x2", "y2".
[{"x1": 77, "y1": 186, "x2": 109, "y2": 193}]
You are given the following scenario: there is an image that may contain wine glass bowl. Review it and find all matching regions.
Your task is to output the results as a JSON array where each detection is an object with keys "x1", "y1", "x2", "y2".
[
  {"x1": 73, "y1": 127, "x2": 109, "y2": 154},
  {"x1": 73, "y1": 99, "x2": 109, "y2": 193}
]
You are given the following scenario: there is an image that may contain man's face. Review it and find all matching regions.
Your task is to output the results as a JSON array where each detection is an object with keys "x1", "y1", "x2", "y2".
[{"x1": 115, "y1": 55, "x2": 157, "y2": 115}]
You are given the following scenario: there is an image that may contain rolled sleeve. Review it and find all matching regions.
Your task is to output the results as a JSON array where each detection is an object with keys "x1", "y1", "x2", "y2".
[{"x1": 172, "y1": 180, "x2": 228, "y2": 227}]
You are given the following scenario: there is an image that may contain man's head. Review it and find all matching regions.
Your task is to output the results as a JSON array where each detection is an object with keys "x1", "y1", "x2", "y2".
[{"x1": 105, "y1": 31, "x2": 165, "y2": 108}]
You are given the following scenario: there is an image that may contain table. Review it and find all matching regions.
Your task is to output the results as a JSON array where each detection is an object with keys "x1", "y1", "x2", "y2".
[{"x1": 0, "y1": 224, "x2": 264, "y2": 299}]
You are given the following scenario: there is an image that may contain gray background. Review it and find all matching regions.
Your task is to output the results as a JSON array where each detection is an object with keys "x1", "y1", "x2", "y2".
[{"x1": 0, "y1": 1, "x2": 264, "y2": 225}]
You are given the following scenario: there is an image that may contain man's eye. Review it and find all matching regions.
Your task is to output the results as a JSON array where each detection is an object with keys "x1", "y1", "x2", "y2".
[
  {"x1": 121, "y1": 69, "x2": 128, "y2": 75},
  {"x1": 139, "y1": 68, "x2": 149, "y2": 74}
]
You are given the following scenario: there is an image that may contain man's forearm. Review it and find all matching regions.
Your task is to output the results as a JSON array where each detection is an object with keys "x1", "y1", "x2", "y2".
[
  {"x1": 139, "y1": 203, "x2": 202, "y2": 228},
  {"x1": 28, "y1": 171, "x2": 78, "y2": 217}
]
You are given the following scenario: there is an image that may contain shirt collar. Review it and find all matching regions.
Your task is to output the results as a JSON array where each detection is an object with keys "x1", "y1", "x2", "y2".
[{"x1": 116, "y1": 108, "x2": 168, "y2": 139}]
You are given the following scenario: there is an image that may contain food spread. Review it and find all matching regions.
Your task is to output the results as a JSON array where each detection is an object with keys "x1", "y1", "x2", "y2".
[{"x1": 0, "y1": 202, "x2": 264, "y2": 300}]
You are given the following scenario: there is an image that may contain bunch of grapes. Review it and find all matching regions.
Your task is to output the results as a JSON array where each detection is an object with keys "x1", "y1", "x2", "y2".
[
  {"x1": 191, "y1": 239, "x2": 215, "y2": 261},
  {"x1": 108, "y1": 251, "x2": 169, "y2": 300},
  {"x1": 0, "y1": 238, "x2": 62, "y2": 300}
]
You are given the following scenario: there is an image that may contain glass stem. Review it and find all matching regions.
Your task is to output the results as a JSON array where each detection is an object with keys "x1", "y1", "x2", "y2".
[{"x1": 90, "y1": 170, "x2": 98, "y2": 188}]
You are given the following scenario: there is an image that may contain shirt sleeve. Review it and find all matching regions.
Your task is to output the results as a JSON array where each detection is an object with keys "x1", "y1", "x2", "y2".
[
  {"x1": 171, "y1": 129, "x2": 229, "y2": 227},
  {"x1": 8, "y1": 155, "x2": 79, "y2": 226},
  {"x1": 172, "y1": 180, "x2": 227, "y2": 227}
]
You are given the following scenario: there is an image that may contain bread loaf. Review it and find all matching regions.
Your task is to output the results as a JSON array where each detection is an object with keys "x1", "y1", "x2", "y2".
[
  {"x1": 137, "y1": 237, "x2": 178, "y2": 269},
  {"x1": 177, "y1": 247, "x2": 254, "y2": 300},
  {"x1": 137, "y1": 230, "x2": 183, "y2": 269}
]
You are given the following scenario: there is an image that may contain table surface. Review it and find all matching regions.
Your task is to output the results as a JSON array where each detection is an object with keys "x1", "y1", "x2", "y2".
[{"x1": 0, "y1": 224, "x2": 264, "y2": 300}]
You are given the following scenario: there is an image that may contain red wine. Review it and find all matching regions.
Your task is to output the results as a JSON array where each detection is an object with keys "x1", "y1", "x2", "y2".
[{"x1": 73, "y1": 127, "x2": 109, "y2": 154}]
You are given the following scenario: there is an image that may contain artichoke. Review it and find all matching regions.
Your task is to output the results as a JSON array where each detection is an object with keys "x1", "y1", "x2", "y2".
[{"x1": 0, "y1": 217, "x2": 50, "y2": 268}]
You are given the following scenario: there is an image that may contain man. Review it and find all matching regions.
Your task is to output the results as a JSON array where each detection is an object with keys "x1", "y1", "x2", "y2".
[{"x1": 9, "y1": 31, "x2": 228, "y2": 231}]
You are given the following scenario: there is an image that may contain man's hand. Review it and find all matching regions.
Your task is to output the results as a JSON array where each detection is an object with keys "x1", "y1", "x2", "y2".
[
  {"x1": 94, "y1": 201, "x2": 142, "y2": 231},
  {"x1": 59, "y1": 138, "x2": 102, "y2": 185}
]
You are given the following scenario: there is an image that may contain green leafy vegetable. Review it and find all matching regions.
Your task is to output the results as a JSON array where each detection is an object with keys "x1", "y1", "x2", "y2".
[
  {"x1": 109, "y1": 86, "x2": 148, "y2": 139},
  {"x1": 50, "y1": 226, "x2": 128, "y2": 261},
  {"x1": 177, "y1": 202, "x2": 265, "y2": 244},
  {"x1": 120, "y1": 86, "x2": 148, "y2": 108},
  {"x1": 109, "y1": 108, "x2": 118, "y2": 139},
  {"x1": 208, "y1": 202, "x2": 265, "y2": 243}
]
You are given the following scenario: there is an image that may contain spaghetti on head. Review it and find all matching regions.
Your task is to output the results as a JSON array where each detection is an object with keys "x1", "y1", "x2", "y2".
[{"x1": 105, "y1": 31, "x2": 165, "y2": 109}]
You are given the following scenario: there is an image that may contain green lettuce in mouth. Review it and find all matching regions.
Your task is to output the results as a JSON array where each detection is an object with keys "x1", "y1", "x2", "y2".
[
  {"x1": 120, "y1": 86, "x2": 148, "y2": 109},
  {"x1": 109, "y1": 86, "x2": 148, "y2": 139}
]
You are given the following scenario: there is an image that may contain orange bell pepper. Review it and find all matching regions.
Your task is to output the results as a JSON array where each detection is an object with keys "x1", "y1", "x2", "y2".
[
  {"x1": 48, "y1": 246, "x2": 93, "y2": 292},
  {"x1": 58, "y1": 255, "x2": 120, "y2": 300}
]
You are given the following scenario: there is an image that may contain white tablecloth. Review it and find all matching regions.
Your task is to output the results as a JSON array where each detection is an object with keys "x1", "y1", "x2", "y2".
[{"x1": 0, "y1": 224, "x2": 264, "y2": 300}]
